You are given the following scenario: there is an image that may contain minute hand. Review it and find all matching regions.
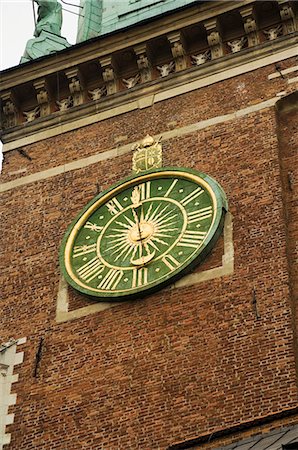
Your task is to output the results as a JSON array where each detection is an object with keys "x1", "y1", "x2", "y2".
[
  {"x1": 132, "y1": 207, "x2": 143, "y2": 244},
  {"x1": 130, "y1": 189, "x2": 155, "y2": 266}
]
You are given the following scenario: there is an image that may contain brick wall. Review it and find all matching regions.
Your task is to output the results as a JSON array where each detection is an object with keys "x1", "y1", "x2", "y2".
[
  {"x1": 1, "y1": 60, "x2": 298, "y2": 449},
  {"x1": 276, "y1": 92, "x2": 298, "y2": 374}
]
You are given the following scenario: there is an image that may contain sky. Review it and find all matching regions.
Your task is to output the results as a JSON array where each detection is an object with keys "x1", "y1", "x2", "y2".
[{"x1": 0, "y1": 0, "x2": 82, "y2": 169}]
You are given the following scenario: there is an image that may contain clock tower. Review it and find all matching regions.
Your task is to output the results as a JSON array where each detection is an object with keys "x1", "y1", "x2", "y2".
[{"x1": 1, "y1": 1, "x2": 298, "y2": 449}]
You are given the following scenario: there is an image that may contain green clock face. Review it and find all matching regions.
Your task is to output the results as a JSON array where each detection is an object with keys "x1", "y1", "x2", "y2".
[{"x1": 60, "y1": 168, "x2": 227, "y2": 300}]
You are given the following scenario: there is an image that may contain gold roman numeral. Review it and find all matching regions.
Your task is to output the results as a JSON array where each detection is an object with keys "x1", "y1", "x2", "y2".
[
  {"x1": 97, "y1": 269, "x2": 124, "y2": 290},
  {"x1": 132, "y1": 267, "x2": 148, "y2": 288},
  {"x1": 187, "y1": 206, "x2": 213, "y2": 224},
  {"x1": 139, "y1": 182, "x2": 151, "y2": 200},
  {"x1": 106, "y1": 197, "x2": 123, "y2": 215},
  {"x1": 73, "y1": 243, "x2": 97, "y2": 258},
  {"x1": 164, "y1": 179, "x2": 178, "y2": 197},
  {"x1": 181, "y1": 186, "x2": 204, "y2": 206},
  {"x1": 77, "y1": 257, "x2": 105, "y2": 282},
  {"x1": 84, "y1": 221, "x2": 103, "y2": 232},
  {"x1": 162, "y1": 254, "x2": 180, "y2": 271},
  {"x1": 177, "y1": 230, "x2": 207, "y2": 248}
]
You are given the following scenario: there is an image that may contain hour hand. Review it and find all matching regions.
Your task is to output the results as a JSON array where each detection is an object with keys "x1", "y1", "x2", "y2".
[
  {"x1": 131, "y1": 207, "x2": 140, "y2": 227},
  {"x1": 131, "y1": 186, "x2": 142, "y2": 209},
  {"x1": 130, "y1": 251, "x2": 155, "y2": 267}
]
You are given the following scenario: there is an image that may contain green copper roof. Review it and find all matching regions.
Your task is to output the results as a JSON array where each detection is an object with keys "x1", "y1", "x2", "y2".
[
  {"x1": 76, "y1": 0, "x2": 197, "y2": 43},
  {"x1": 77, "y1": 0, "x2": 103, "y2": 43}
]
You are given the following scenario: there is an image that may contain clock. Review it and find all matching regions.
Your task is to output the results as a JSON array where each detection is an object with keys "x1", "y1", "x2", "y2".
[{"x1": 60, "y1": 167, "x2": 227, "y2": 300}]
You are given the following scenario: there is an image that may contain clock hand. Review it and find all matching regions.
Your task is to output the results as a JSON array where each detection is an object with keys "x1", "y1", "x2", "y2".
[
  {"x1": 130, "y1": 187, "x2": 155, "y2": 266},
  {"x1": 131, "y1": 186, "x2": 143, "y2": 242},
  {"x1": 131, "y1": 207, "x2": 144, "y2": 253},
  {"x1": 131, "y1": 185, "x2": 142, "y2": 208}
]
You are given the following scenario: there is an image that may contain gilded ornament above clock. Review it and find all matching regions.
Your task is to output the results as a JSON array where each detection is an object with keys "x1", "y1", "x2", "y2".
[
  {"x1": 132, "y1": 134, "x2": 162, "y2": 173},
  {"x1": 60, "y1": 167, "x2": 228, "y2": 300}
]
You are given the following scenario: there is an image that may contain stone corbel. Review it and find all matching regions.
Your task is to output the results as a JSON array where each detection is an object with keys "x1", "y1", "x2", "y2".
[
  {"x1": 168, "y1": 32, "x2": 187, "y2": 71},
  {"x1": 33, "y1": 78, "x2": 50, "y2": 117},
  {"x1": 240, "y1": 6, "x2": 259, "y2": 47},
  {"x1": 100, "y1": 56, "x2": 117, "y2": 95},
  {"x1": 277, "y1": 0, "x2": 296, "y2": 35},
  {"x1": 204, "y1": 19, "x2": 223, "y2": 59},
  {"x1": 0, "y1": 91, "x2": 18, "y2": 129},
  {"x1": 65, "y1": 67, "x2": 85, "y2": 107},
  {"x1": 135, "y1": 43, "x2": 152, "y2": 83}
]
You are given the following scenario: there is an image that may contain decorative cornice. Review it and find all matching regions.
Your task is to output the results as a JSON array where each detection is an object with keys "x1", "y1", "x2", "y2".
[
  {"x1": 0, "y1": 0, "x2": 250, "y2": 86},
  {"x1": 0, "y1": 0, "x2": 297, "y2": 145}
]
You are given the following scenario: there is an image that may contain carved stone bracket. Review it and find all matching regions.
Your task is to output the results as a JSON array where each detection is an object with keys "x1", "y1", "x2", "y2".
[
  {"x1": 33, "y1": 78, "x2": 50, "y2": 117},
  {"x1": 277, "y1": 0, "x2": 296, "y2": 35},
  {"x1": 135, "y1": 44, "x2": 152, "y2": 83},
  {"x1": 65, "y1": 67, "x2": 84, "y2": 107},
  {"x1": 100, "y1": 56, "x2": 117, "y2": 95},
  {"x1": 1, "y1": 91, "x2": 18, "y2": 129},
  {"x1": 240, "y1": 6, "x2": 259, "y2": 47},
  {"x1": 204, "y1": 19, "x2": 223, "y2": 59},
  {"x1": 168, "y1": 32, "x2": 187, "y2": 71}
]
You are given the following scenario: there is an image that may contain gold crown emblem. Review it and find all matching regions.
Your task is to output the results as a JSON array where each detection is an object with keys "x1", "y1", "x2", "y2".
[
  {"x1": 141, "y1": 134, "x2": 155, "y2": 147},
  {"x1": 132, "y1": 134, "x2": 162, "y2": 174}
]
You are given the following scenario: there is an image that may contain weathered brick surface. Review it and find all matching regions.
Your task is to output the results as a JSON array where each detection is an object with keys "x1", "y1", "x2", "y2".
[
  {"x1": 1, "y1": 59, "x2": 298, "y2": 449},
  {"x1": 276, "y1": 96, "x2": 298, "y2": 367}
]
